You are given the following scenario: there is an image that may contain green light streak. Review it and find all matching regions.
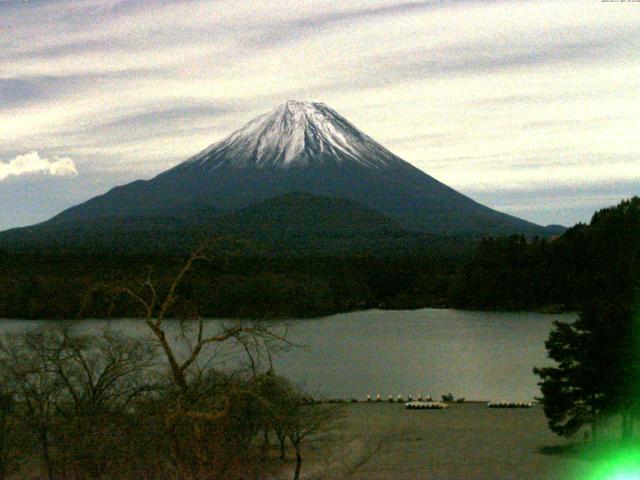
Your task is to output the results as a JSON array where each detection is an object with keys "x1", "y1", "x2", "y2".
[
  {"x1": 585, "y1": 298, "x2": 640, "y2": 480},
  {"x1": 584, "y1": 446, "x2": 640, "y2": 480}
]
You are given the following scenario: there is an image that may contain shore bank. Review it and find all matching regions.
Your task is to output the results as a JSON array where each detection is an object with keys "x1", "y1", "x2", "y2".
[{"x1": 300, "y1": 402, "x2": 588, "y2": 480}]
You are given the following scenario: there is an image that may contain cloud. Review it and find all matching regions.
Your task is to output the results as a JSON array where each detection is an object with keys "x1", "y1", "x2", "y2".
[
  {"x1": 0, "y1": 0, "x2": 639, "y2": 228},
  {"x1": 0, "y1": 151, "x2": 78, "y2": 181}
]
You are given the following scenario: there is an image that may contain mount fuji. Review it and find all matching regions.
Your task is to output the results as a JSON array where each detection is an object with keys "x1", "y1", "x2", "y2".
[{"x1": 4, "y1": 100, "x2": 558, "y2": 251}]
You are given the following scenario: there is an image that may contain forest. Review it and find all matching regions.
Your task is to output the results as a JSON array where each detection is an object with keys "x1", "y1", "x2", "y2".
[
  {"x1": 451, "y1": 196, "x2": 640, "y2": 311},
  {"x1": 0, "y1": 197, "x2": 637, "y2": 320},
  {"x1": 0, "y1": 249, "x2": 462, "y2": 320}
]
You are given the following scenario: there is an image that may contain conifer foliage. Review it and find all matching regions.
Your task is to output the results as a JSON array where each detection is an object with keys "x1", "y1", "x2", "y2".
[{"x1": 535, "y1": 198, "x2": 640, "y2": 439}]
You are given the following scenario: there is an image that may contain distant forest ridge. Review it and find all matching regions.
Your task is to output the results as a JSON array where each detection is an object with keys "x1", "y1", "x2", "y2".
[{"x1": 0, "y1": 192, "x2": 562, "y2": 256}]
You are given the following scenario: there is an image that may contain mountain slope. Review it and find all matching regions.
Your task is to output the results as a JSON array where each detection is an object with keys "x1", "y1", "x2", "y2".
[
  {"x1": 220, "y1": 192, "x2": 407, "y2": 238},
  {"x1": 27, "y1": 100, "x2": 551, "y2": 237},
  {"x1": 0, "y1": 193, "x2": 419, "y2": 254}
]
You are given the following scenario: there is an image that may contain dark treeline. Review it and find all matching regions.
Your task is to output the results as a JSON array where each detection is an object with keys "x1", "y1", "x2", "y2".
[
  {"x1": 0, "y1": 251, "x2": 464, "y2": 320},
  {"x1": 0, "y1": 197, "x2": 637, "y2": 320},
  {"x1": 450, "y1": 197, "x2": 640, "y2": 311}
]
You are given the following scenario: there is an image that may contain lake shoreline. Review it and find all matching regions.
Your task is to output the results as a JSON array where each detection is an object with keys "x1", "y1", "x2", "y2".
[{"x1": 0, "y1": 304, "x2": 576, "y2": 322}]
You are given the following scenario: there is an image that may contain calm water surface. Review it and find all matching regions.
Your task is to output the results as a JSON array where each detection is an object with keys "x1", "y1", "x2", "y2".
[{"x1": 0, "y1": 309, "x2": 574, "y2": 402}]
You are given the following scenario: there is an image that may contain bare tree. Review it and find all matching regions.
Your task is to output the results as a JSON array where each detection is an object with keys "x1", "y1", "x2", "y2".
[
  {"x1": 0, "y1": 390, "x2": 19, "y2": 480},
  {"x1": 38, "y1": 324, "x2": 158, "y2": 413},
  {"x1": 112, "y1": 242, "x2": 286, "y2": 398},
  {"x1": 0, "y1": 330, "x2": 64, "y2": 480},
  {"x1": 0, "y1": 325, "x2": 160, "y2": 480},
  {"x1": 109, "y1": 240, "x2": 290, "y2": 479},
  {"x1": 42, "y1": 324, "x2": 159, "y2": 478},
  {"x1": 285, "y1": 400, "x2": 344, "y2": 480},
  {"x1": 252, "y1": 372, "x2": 297, "y2": 460}
]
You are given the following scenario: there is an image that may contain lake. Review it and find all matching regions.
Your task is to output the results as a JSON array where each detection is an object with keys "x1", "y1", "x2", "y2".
[{"x1": 0, "y1": 308, "x2": 573, "y2": 402}]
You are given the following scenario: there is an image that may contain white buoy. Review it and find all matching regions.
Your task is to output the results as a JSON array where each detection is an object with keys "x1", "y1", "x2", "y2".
[
  {"x1": 376, "y1": 393, "x2": 381, "y2": 402},
  {"x1": 366, "y1": 394, "x2": 371, "y2": 402}
]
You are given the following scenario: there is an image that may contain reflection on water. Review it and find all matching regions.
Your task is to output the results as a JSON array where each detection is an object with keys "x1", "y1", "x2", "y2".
[
  {"x1": 0, "y1": 308, "x2": 574, "y2": 401},
  {"x1": 276, "y1": 309, "x2": 576, "y2": 401}
]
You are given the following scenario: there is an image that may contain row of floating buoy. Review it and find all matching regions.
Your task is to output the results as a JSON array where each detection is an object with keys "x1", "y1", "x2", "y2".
[
  {"x1": 360, "y1": 395, "x2": 534, "y2": 408},
  {"x1": 406, "y1": 401, "x2": 533, "y2": 410},
  {"x1": 305, "y1": 397, "x2": 534, "y2": 407},
  {"x1": 405, "y1": 401, "x2": 449, "y2": 410},
  {"x1": 487, "y1": 402, "x2": 533, "y2": 409},
  {"x1": 366, "y1": 394, "x2": 436, "y2": 403}
]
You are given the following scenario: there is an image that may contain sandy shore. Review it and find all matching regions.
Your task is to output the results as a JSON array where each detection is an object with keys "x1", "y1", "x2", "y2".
[{"x1": 300, "y1": 402, "x2": 588, "y2": 480}]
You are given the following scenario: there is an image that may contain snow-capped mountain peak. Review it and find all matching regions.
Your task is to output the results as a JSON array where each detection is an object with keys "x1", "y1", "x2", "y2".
[
  {"x1": 44, "y1": 100, "x2": 549, "y2": 237},
  {"x1": 183, "y1": 100, "x2": 402, "y2": 170}
]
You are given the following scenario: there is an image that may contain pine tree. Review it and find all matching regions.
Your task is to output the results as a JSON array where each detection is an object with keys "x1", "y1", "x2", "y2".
[{"x1": 534, "y1": 290, "x2": 639, "y2": 440}]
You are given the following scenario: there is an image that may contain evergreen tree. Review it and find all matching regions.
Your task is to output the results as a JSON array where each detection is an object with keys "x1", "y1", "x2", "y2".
[
  {"x1": 535, "y1": 197, "x2": 640, "y2": 440},
  {"x1": 534, "y1": 314, "x2": 605, "y2": 438},
  {"x1": 535, "y1": 297, "x2": 639, "y2": 439}
]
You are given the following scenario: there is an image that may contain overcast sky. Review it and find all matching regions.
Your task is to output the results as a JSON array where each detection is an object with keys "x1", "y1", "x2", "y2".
[{"x1": 1, "y1": 0, "x2": 639, "y2": 230}]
